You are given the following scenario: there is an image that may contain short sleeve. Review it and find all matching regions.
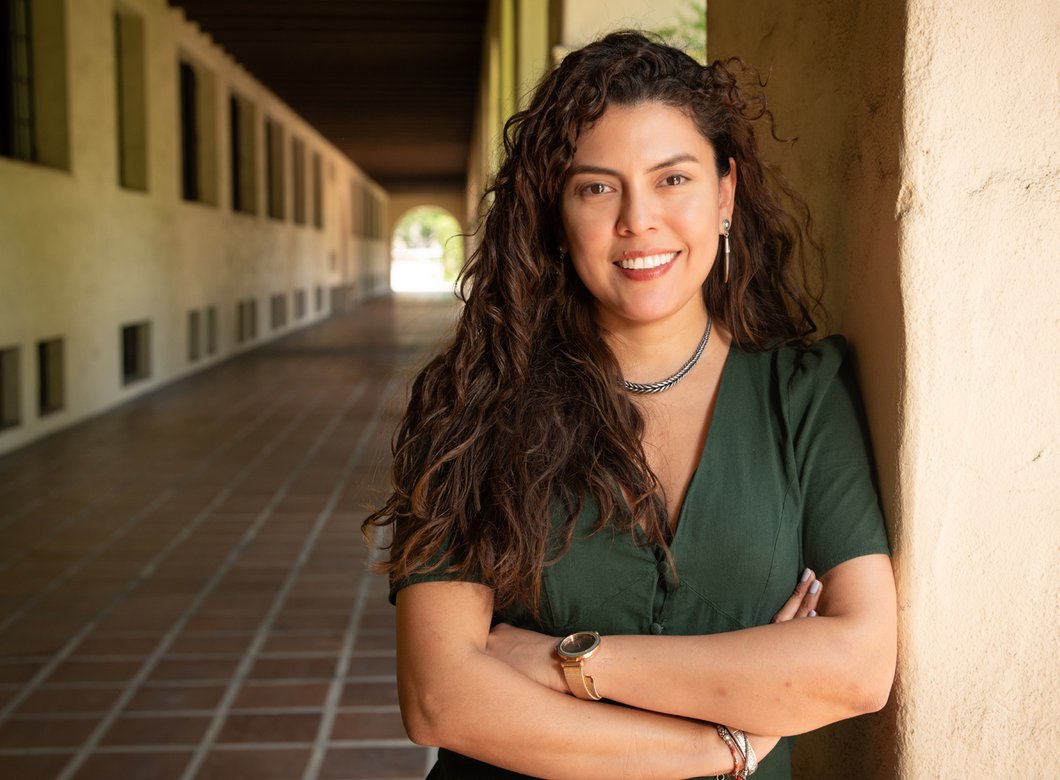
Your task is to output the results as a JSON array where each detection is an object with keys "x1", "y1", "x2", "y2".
[
  {"x1": 387, "y1": 522, "x2": 485, "y2": 605},
  {"x1": 781, "y1": 336, "x2": 891, "y2": 575}
]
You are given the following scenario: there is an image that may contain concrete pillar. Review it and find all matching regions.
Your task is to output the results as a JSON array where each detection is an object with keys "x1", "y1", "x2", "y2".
[{"x1": 709, "y1": 0, "x2": 1060, "y2": 776}]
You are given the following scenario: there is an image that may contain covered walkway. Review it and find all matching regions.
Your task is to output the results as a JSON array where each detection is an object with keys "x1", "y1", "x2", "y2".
[{"x1": 0, "y1": 296, "x2": 458, "y2": 780}]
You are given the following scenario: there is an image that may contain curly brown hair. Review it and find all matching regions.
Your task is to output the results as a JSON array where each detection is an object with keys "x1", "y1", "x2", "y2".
[{"x1": 364, "y1": 31, "x2": 819, "y2": 614}]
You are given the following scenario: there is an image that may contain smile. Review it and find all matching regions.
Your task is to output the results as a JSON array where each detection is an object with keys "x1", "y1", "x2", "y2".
[{"x1": 615, "y1": 252, "x2": 679, "y2": 270}]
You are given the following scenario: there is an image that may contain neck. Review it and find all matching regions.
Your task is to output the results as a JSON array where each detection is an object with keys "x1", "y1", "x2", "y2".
[{"x1": 598, "y1": 302, "x2": 712, "y2": 385}]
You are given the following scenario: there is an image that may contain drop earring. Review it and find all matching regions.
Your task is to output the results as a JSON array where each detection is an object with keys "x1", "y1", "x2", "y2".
[{"x1": 722, "y1": 218, "x2": 731, "y2": 284}]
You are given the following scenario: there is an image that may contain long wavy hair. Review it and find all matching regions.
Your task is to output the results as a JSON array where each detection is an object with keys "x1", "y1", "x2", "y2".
[{"x1": 365, "y1": 31, "x2": 819, "y2": 614}]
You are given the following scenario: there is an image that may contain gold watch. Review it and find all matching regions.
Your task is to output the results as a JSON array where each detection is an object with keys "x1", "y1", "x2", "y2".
[{"x1": 556, "y1": 630, "x2": 602, "y2": 700}]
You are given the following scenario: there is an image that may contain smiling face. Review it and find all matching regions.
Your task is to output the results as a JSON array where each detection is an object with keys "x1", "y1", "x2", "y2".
[{"x1": 560, "y1": 101, "x2": 735, "y2": 332}]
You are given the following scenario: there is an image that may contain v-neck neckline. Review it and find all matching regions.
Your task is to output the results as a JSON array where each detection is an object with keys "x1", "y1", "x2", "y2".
[
  {"x1": 627, "y1": 340, "x2": 737, "y2": 549},
  {"x1": 668, "y1": 340, "x2": 736, "y2": 546}
]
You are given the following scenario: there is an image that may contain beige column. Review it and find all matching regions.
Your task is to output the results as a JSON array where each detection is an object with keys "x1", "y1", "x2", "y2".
[{"x1": 709, "y1": 0, "x2": 1060, "y2": 776}]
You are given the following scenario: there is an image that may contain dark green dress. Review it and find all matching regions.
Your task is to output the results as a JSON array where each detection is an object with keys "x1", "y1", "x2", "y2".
[{"x1": 391, "y1": 336, "x2": 891, "y2": 779}]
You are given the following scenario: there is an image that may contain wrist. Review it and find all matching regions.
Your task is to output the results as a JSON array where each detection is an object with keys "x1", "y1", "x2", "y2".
[
  {"x1": 692, "y1": 722, "x2": 740, "y2": 777},
  {"x1": 556, "y1": 631, "x2": 603, "y2": 700}
]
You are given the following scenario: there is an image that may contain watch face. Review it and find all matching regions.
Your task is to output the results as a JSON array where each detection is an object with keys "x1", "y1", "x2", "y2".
[{"x1": 559, "y1": 631, "x2": 599, "y2": 656}]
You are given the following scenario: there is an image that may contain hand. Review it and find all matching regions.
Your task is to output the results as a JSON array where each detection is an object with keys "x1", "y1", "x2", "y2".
[
  {"x1": 486, "y1": 623, "x2": 568, "y2": 694},
  {"x1": 771, "y1": 567, "x2": 823, "y2": 623}
]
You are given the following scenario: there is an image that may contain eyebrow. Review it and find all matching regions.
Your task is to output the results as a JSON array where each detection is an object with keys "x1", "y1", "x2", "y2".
[{"x1": 568, "y1": 153, "x2": 701, "y2": 178}]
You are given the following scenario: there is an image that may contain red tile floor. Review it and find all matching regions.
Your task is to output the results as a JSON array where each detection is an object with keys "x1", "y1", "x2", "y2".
[{"x1": 0, "y1": 295, "x2": 460, "y2": 780}]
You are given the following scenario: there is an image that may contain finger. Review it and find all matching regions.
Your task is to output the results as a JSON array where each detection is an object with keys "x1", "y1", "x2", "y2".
[
  {"x1": 795, "y1": 578, "x2": 822, "y2": 618},
  {"x1": 772, "y1": 568, "x2": 815, "y2": 623}
]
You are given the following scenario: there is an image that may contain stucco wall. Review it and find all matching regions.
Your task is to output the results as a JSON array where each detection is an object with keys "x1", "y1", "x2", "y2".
[
  {"x1": 896, "y1": 0, "x2": 1060, "y2": 774},
  {"x1": 710, "y1": 0, "x2": 1060, "y2": 776},
  {"x1": 0, "y1": 0, "x2": 388, "y2": 457}
]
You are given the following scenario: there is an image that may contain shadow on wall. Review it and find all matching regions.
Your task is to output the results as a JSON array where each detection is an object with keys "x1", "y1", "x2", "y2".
[{"x1": 708, "y1": 1, "x2": 906, "y2": 778}]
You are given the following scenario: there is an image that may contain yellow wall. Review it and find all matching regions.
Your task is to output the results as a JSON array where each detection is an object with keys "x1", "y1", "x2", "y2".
[
  {"x1": 709, "y1": 0, "x2": 1060, "y2": 775},
  {"x1": 0, "y1": 0, "x2": 388, "y2": 457}
]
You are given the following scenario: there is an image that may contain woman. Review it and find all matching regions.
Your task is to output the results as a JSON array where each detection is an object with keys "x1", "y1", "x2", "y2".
[{"x1": 365, "y1": 31, "x2": 897, "y2": 779}]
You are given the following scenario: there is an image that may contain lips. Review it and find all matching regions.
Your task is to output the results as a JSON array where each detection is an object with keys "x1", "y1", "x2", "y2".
[{"x1": 614, "y1": 251, "x2": 679, "y2": 270}]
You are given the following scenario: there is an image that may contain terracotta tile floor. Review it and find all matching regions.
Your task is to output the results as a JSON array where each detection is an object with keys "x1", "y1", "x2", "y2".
[{"x1": 0, "y1": 295, "x2": 460, "y2": 780}]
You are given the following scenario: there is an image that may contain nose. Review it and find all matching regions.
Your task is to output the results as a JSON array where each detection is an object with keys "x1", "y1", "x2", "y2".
[{"x1": 615, "y1": 186, "x2": 657, "y2": 236}]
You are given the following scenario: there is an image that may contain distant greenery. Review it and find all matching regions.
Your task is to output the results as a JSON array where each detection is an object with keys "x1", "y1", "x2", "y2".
[
  {"x1": 392, "y1": 206, "x2": 465, "y2": 282},
  {"x1": 655, "y1": 1, "x2": 706, "y2": 63}
]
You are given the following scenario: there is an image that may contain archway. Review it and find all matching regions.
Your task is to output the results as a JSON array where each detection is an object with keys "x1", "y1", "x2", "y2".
[{"x1": 389, "y1": 206, "x2": 465, "y2": 293}]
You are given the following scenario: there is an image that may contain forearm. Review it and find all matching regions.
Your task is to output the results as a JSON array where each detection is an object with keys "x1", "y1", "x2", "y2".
[
  {"x1": 402, "y1": 645, "x2": 770, "y2": 779},
  {"x1": 589, "y1": 557, "x2": 897, "y2": 735},
  {"x1": 593, "y1": 617, "x2": 885, "y2": 735}
]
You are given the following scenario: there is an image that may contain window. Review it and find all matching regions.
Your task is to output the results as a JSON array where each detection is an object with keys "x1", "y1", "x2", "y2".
[
  {"x1": 120, "y1": 322, "x2": 150, "y2": 385},
  {"x1": 265, "y1": 117, "x2": 284, "y2": 219},
  {"x1": 178, "y1": 61, "x2": 197, "y2": 200},
  {"x1": 178, "y1": 54, "x2": 216, "y2": 204},
  {"x1": 292, "y1": 136, "x2": 306, "y2": 225},
  {"x1": 1, "y1": 0, "x2": 33, "y2": 160},
  {"x1": 315, "y1": 285, "x2": 323, "y2": 313},
  {"x1": 350, "y1": 179, "x2": 361, "y2": 236},
  {"x1": 0, "y1": 345, "x2": 20, "y2": 430},
  {"x1": 187, "y1": 309, "x2": 201, "y2": 362},
  {"x1": 364, "y1": 190, "x2": 375, "y2": 238},
  {"x1": 349, "y1": 183, "x2": 384, "y2": 239},
  {"x1": 1, "y1": 0, "x2": 67, "y2": 167},
  {"x1": 229, "y1": 91, "x2": 257, "y2": 213},
  {"x1": 236, "y1": 299, "x2": 257, "y2": 344},
  {"x1": 205, "y1": 306, "x2": 217, "y2": 355},
  {"x1": 294, "y1": 289, "x2": 306, "y2": 321},
  {"x1": 36, "y1": 337, "x2": 63, "y2": 415},
  {"x1": 311, "y1": 151, "x2": 323, "y2": 228},
  {"x1": 114, "y1": 6, "x2": 147, "y2": 190},
  {"x1": 270, "y1": 293, "x2": 287, "y2": 330}
]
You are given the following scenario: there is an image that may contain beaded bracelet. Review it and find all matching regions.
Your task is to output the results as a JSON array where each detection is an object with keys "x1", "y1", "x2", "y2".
[{"x1": 715, "y1": 725, "x2": 743, "y2": 778}]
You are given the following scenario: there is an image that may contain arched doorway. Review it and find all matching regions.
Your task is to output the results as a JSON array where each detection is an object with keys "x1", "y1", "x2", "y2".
[{"x1": 389, "y1": 206, "x2": 464, "y2": 293}]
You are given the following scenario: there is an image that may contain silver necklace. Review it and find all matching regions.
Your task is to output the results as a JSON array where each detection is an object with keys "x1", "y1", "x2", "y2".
[{"x1": 622, "y1": 316, "x2": 712, "y2": 395}]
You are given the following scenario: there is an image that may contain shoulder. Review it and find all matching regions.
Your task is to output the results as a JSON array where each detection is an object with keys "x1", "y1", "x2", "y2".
[
  {"x1": 731, "y1": 335, "x2": 858, "y2": 433},
  {"x1": 772, "y1": 334, "x2": 849, "y2": 385},
  {"x1": 733, "y1": 334, "x2": 851, "y2": 395}
]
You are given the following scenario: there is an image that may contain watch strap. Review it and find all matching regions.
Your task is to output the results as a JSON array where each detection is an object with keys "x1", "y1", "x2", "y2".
[{"x1": 562, "y1": 660, "x2": 602, "y2": 700}]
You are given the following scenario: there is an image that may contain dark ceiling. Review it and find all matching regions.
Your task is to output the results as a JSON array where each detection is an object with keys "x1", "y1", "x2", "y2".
[{"x1": 171, "y1": 0, "x2": 489, "y2": 193}]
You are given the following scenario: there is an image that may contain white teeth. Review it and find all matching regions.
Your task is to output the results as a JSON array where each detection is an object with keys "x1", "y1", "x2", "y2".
[{"x1": 617, "y1": 252, "x2": 678, "y2": 270}]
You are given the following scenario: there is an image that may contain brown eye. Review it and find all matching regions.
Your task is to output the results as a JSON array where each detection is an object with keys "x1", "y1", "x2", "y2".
[{"x1": 663, "y1": 174, "x2": 686, "y2": 186}]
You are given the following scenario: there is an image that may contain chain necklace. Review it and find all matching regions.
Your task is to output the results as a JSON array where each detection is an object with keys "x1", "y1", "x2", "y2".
[{"x1": 622, "y1": 316, "x2": 713, "y2": 395}]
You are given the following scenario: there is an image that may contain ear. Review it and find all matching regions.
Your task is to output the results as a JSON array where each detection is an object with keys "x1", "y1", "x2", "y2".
[{"x1": 719, "y1": 156, "x2": 737, "y2": 225}]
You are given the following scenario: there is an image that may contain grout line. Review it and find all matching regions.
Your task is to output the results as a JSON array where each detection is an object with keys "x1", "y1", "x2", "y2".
[
  {"x1": 173, "y1": 376, "x2": 401, "y2": 780},
  {"x1": 0, "y1": 361, "x2": 288, "y2": 543},
  {"x1": 44, "y1": 378, "x2": 363, "y2": 780},
  {"x1": 0, "y1": 738, "x2": 421, "y2": 757},
  {"x1": 0, "y1": 374, "x2": 283, "y2": 566},
  {"x1": 0, "y1": 367, "x2": 304, "y2": 629},
  {"x1": 0, "y1": 300, "x2": 455, "y2": 775},
  {"x1": 427, "y1": 745, "x2": 439, "y2": 774},
  {"x1": 0, "y1": 489, "x2": 177, "y2": 634},
  {"x1": 6, "y1": 704, "x2": 404, "y2": 719},
  {"x1": 176, "y1": 376, "x2": 396, "y2": 780},
  {"x1": 0, "y1": 379, "x2": 324, "y2": 724},
  {"x1": 302, "y1": 564, "x2": 377, "y2": 779},
  {"x1": 0, "y1": 737, "x2": 419, "y2": 754}
]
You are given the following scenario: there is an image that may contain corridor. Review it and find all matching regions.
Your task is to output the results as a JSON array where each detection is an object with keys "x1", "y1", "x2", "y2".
[{"x1": 0, "y1": 295, "x2": 459, "y2": 780}]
